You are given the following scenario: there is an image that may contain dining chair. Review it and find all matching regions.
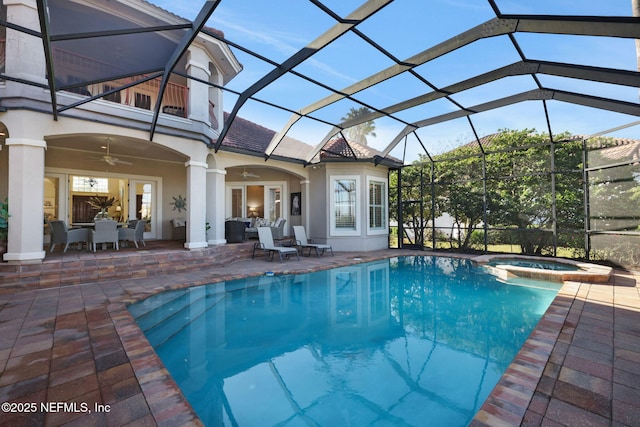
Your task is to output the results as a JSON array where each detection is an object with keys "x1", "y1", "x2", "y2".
[
  {"x1": 90, "y1": 220, "x2": 119, "y2": 252},
  {"x1": 118, "y1": 220, "x2": 146, "y2": 248},
  {"x1": 47, "y1": 219, "x2": 89, "y2": 253}
]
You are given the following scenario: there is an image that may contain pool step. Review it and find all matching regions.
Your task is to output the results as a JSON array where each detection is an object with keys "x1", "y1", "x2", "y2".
[
  {"x1": 137, "y1": 290, "x2": 225, "y2": 348},
  {"x1": 128, "y1": 289, "x2": 187, "y2": 320},
  {"x1": 130, "y1": 291, "x2": 193, "y2": 330}
]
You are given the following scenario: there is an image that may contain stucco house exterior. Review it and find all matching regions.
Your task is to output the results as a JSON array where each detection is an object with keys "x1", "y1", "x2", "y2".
[{"x1": 0, "y1": 0, "x2": 397, "y2": 263}]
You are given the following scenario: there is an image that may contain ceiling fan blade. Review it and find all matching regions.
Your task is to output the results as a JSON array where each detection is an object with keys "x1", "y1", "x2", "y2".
[
  {"x1": 113, "y1": 159, "x2": 133, "y2": 165},
  {"x1": 240, "y1": 170, "x2": 260, "y2": 178}
]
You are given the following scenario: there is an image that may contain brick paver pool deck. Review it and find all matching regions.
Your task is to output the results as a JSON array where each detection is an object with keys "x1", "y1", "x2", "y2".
[{"x1": 1, "y1": 242, "x2": 638, "y2": 426}]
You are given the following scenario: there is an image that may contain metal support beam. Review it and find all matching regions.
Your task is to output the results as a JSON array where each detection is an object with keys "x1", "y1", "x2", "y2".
[
  {"x1": 57, "y1": 71, "x2": 164, "y2": 113},
  {"x1": 582, "y1": 138, "x2": 591, "y2": 260},
  {"x1": 294, "y1": 18, "x2": 518, "y2": 119},
  {"x1": 149, "y1": 0, "x2": 221, "y2": 140},
  {"x1": 50, "y1": 24, "x2": 192, "y2": 42},
  {"x1": 36, "y1": 0, "x2": 58, "y2": 120},
  {"x1": 214, "y1": 0, "x2": 392, "y2": 152},
  {"x1": 276, "y1": 14, "x2": 639, "y2": 164},
  {"x1": 506, "y1": 15, "x2": 640, "y2": 38},
  {"x1": 379, "y1": 88, "x2": 640, "y2": 159},
  {"x1": 543, "y1": 100, "x2": 558, "y2": 256}
]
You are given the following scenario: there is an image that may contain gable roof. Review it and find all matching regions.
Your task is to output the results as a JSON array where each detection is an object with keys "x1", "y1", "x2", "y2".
[
  {"x1": 319, "y1": 136, "x2": 403, "y2": 167},
  {"x1": 218, "y1": 115, "x2": 402, "y2": 167}
]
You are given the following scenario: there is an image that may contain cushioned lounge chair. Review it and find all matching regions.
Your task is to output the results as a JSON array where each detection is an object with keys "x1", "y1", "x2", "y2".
[
  {"x1": 252, "y1": 226, "x2": 299, "y2": 262},
  {"x1": 293, "y1": 225, "x2": 333, "y2": 257}
]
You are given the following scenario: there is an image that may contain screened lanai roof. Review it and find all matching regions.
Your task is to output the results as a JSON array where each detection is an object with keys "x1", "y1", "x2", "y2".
[{"x1": 3, "y1": 0, "x2": 640, "y2": 165}]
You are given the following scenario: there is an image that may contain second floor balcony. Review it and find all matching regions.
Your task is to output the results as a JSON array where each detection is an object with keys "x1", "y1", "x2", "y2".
[{"x1": 0, "y1": 38, "x2": 219, "y2": 130}]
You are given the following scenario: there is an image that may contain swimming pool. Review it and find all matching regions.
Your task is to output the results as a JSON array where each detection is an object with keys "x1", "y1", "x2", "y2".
[{"x1": 129, "y1": 256, "x2": 560, "y2": 426}]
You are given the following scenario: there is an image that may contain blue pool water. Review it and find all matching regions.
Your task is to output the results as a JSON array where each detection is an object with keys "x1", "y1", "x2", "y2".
[{"x1": 129, "y1": 256, "x2": 560, "y2": 426}]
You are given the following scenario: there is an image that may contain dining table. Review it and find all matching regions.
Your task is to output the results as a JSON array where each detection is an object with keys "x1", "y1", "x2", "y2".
[
  {"x1": 70, "y1": 222, "x2": 127, "y2": 251},
  {"x1": 71, "y1": 222, "x2": 126, "y2": 228}
]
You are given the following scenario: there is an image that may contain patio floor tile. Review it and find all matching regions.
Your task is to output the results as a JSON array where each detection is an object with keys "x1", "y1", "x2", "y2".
[{"x1": 0, "y1": 243, "x2": 638, "y2": 426}]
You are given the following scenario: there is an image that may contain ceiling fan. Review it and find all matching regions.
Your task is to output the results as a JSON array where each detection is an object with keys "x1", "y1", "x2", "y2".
[
  {"x1": 90, "y1": 140, "x2": 132, "y2": 166},
  {"x1": 239, "y1": 168, "x2": 260, "y2": 179}
]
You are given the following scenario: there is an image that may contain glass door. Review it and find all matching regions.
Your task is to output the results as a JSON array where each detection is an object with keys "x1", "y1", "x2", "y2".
[
  {"x1": 265, "y1": 186, "x2": 282, "y2": 222},
  {"x1": 226, "y1": 186, "x2": 245, "y2": 218},
  {"x1": 129, "y1": 180, "x2": 157, "y2": 239}
]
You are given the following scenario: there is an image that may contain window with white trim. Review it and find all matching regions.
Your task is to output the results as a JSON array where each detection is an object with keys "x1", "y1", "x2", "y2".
[
  {"x1": 72, "y1": 176, "x2": 109, "y2": 193},
  {"x1": 330, "y1": 176, "x2": 359, "y2": 235},
  {"x1": 368, "y1": 178, "x2": 387, "y2": 234}
]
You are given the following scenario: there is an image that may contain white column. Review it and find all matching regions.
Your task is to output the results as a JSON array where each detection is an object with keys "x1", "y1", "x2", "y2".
[
  {"x1": 206, "y1": 168, "x2": 227, "y2": 245},
  {"x1": 3, "y1": 138, "x2": 46, "y2": 262},
  {"x1": 209, "y1": 64, "x2": 224, "y2": 131},
  {"x1": 184, "y1": 160, "x2": 208, "y2": 249},
  {"x1": 4, "y1": 0, "x2": 47, "y2": 84},
  {"x1": 186, "y1": 48, "x2": 212, "y2": 125}
]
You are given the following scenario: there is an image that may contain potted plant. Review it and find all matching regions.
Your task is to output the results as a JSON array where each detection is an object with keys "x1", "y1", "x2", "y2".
[
  {"x1": 87, "y1": 196, "x2": 119, "y2": 220},
  {"x1": 0, "y1": 197, "x2": 8, "y2": 256}
]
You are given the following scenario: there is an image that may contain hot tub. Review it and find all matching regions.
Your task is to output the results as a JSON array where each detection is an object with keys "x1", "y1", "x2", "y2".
[{"x1": 473, "y1": 254, "x2": 612, "y2": 283}]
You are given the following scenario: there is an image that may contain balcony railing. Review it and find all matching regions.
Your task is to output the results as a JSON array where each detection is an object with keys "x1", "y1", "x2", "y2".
[
  {"x1": 87, "y1": 76, "x2": 189, "y2": 119},
  {"x1": 0, "y1": 41, "x2": 217, "y2": 123},
  {"x1": 52, "y1": 47, "x2": 189, "y2": 118}
]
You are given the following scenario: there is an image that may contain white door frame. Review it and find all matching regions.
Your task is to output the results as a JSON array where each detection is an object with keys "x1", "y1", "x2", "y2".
[
  {"x1": 128, "y1": 179, "x2": 159, "y2": 240},
  {"x1": 45, "y1": 167, "x2": 163, "y2": 239},
  {"x1": 225, "y1": 181, "x2": 288, "y2": 222}
]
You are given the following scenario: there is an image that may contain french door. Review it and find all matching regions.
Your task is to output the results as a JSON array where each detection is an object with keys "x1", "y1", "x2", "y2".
[
  {"x1": 225, "y1": 183, "x2": 285, "y2": 222},
  {"x1": 129, "y1": 180, "x2": 157, "y2": 239},
  {"x1": 265, "y1": 185, "x2": 282, "y2": 222}
]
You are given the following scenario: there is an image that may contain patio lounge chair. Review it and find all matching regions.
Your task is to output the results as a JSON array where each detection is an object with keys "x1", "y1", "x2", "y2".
[
  {"x1": 253, "y1": 226, "x2": 299, "y2": 262},
  {"x1": 293, "y1": 225, "x2": 333, "y2": 257},
  {"x1": 245, "y1": 217, "x2": 286, "y2": 240},
  {"x1": 47, "y1": 219, "x2": 89, "y2": 253},
  {"x1": 90, "y1": 219, "x2": 119, "y2": 252},
  {"x1": 118, "y1": 220, "x2": 146, "y2": 248}
]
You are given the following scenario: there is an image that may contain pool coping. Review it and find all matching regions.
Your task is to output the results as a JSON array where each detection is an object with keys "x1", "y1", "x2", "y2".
[
  {"x1": 108, "y1": 252, "x2": 616, "y2": 426},
  {"x1": 4, "y1": 249, "x2": 628, "y2": 425},
  {"x1": 470, "y1": 277, "x2": 579, "y2": 426}
]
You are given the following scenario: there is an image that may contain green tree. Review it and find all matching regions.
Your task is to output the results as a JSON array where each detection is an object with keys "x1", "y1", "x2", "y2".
[
  {"x1": 341, "y1": 107, "x2": 376, "y2": 146},
  {"x1": 481, "y1": 129, "x2": 583, "y2": 255},
  {"x1": 433, "y1": 144, "x2": 485, "y2": 249},
  {"x1": 388, "y1": 164, "x2": 437, "y2": 247},
  {"x1": 393, "y1": 129, "x2": 585, "y2": 255}
]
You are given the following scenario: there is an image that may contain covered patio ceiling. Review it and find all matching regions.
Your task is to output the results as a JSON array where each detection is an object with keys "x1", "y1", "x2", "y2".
[{"x1": 4, "y1": 0, "x2": 640, "y2": 165}]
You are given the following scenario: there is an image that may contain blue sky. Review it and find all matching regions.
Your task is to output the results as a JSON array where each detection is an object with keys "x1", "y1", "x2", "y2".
[{"x1": 155, "y1": 0, "x2": 639, "y2": 161}]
